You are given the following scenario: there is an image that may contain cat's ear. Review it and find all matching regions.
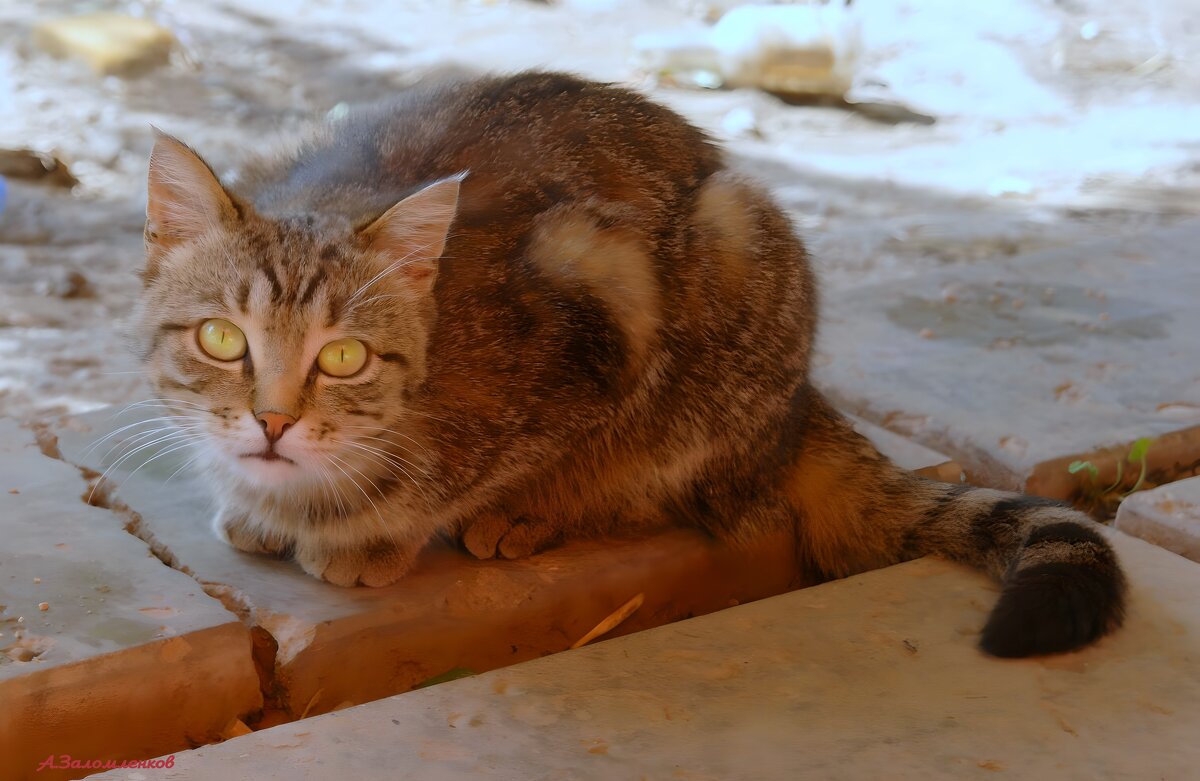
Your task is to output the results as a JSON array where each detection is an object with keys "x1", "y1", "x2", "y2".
[
  {"x1": 146, "y1": 129, "x2": 240, "y2": 251},
  {"x1": 359, "y1": 173, "x2": 464, "y2": 296}
]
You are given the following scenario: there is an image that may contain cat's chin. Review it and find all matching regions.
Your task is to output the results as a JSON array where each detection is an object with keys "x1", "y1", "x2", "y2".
[{"x1": 236, "y1": 452, "x2": 305, "y2": 486}]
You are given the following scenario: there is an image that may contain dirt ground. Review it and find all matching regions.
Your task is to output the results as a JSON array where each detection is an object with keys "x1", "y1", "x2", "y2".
[{"x1": 1, "y1": 0, "x2": 1197, "y2": 423}]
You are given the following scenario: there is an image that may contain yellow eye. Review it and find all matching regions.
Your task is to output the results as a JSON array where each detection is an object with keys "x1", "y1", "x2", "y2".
[
  {"x1": 197, "y1": 318, "x2": 247, "y2": 361},
  {"x1": 317, "y1": 338, "x2": 368, "y2": 377}
]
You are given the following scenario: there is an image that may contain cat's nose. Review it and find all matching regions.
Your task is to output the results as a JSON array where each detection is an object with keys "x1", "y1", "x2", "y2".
[{"x1": 256, "y1": 411, "x2": 297, "y2": 444}]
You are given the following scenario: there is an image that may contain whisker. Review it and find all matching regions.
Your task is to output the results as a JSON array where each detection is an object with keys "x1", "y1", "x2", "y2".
[
  {"x1": 340, "y1": 294, "x2": 404, "y2": 310},
  {"x1": 341, "y1": 425, "x2": 440, "y2": 458},
  {"x1": 310, "y1": 459, "x2": 339, "y2": 517},
  {"x1": 325, "y1": 452, "x2": 398, "y2": 549},
  {"x1": 97, "y1": 428, "x2": 194, "y2": 473},
  {"x1": 336, "y1": 435, "x2": 431, "y2": 475},
  {"x1": 121, "y1": 438, "x2": 202, "y2": 487},
  {"x1": 88, "y1": 430, "x2": 196, "y2": 503},
  {"x1": 90, "y1": 417, "x2": 207, "y2": 465},
  {"x1": 332, "y1": 438, "x2": 434, "y2": 510},
  {"x1": 96, "y1": 425, "x2": 180, "y2": 465},
  {"x1": 343, "y1": 234, "x2": 466, "y2": 307},
  {"x1": 318, "y1": 459, "x2": 349, "y2": 520},
  {"x1": 163, "y1": 450, "x2": 205, "y2": 485},
  {"x1": 94, "y1": 420, "x2": 203, "y2": 465},
  {"x1": 84, "y1": 415, "x2": 207, "y2": 460},
  {"x1": 115, "y1": 397, "x2": 208, "y2": 417},
  {"x1": 329, "y1": 452, "x2": 401, "y2": 549}
]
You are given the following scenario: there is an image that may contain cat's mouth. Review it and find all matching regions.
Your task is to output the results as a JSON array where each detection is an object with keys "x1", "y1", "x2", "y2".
[{"x1": 240, "y1": 450, "x2": 296, "y2": 465}]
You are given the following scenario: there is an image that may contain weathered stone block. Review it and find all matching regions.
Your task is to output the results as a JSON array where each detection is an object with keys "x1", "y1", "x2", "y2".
[
  {"x1": 90, "y1": 529, "x2": 1200, "y2": 780},
  {"x1": 33, "y1": 13, "x2": 175, "y2": 76},
  {"x1": 849, "y1": 414, "x2": 963, "y2": 483},
  {"x1": 53, "y1": 409, "x2": 803, "y2": 725},
  {"x1": 1115, "y1": 476, "x2": 1200, "y2": 563},
  {"x1": 0, "y1": 421, "x2": 260, "y2": 781},
  {"x1": 816, "y1": 223, "x2": 1200, "y2": 500}
]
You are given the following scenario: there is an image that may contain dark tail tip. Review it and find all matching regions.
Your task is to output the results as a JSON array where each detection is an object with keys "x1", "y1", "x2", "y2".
[{"x1": 979, "y1": 522, "x2": 1127, "y2": 658}]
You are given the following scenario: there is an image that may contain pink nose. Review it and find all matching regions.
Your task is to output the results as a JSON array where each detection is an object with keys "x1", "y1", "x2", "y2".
[{"x1": 256, "y1": 411, "x2": 296, "y2": 444}]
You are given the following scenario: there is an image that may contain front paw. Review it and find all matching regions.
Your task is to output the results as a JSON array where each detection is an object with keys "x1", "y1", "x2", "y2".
[
  {"x1": 295, "y1": 539, "x2": 417, "y2": 587},
  {"x1": 213, "y1": 511, "x2": 291, "y2": 557},
  {"x1": 461, "y1": 514, "x2": 561, "y2": 560}
]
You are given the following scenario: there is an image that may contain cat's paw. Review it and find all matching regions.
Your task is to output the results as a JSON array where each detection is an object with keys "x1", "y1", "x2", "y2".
[
  {"x1": 295, "y1": 540, "x2": 417, "y2": 587},
  {"x1": 461, "y1": 515, "x2": 561, "y2": 560},
  {"x1": 213, "y1": 511, "x2": 290, "y2": 557},
  {"x1": 461, "y1": 514, "x2": 512, "y2": 559}
]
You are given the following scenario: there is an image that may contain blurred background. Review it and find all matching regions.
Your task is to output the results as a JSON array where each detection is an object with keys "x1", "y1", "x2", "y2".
[{"x1": 0, "y1": 0, "x2": 1196, "y2": 424}]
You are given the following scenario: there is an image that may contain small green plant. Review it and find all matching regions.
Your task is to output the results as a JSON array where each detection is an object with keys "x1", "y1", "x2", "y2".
[
  {"x1": 1069, "y1": 436, "x2": 1154, "y2": 517},
  {"x1": 413, "y1": 667, "x2": 476, "y2": 690}
]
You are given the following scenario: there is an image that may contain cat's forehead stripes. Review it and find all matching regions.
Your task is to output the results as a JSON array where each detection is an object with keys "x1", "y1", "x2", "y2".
[
  {"x1": 230, "y1": 220, "x2": 353, "y2": 320},
  {"x1": 259, "y1": 260, "x2": 285, "y2": 303},
  {"x1": 235, "y1": 278, "x2": 252, "y2": 313},
  {"x1": 297, "y1": 267, "x2": 327, "y2": 307}
]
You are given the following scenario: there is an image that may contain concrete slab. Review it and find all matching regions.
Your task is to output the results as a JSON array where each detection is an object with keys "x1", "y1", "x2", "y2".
[
  {"x1": 49, "y1": 402, "x2": 953, "y2": 728},
  {"x1": 0, "y1": 420, "x2": 260, "y2": 781},
  {"x1": 848, "y1": 414, "x2": 963, "y2": 484},
  {"x1": 816, "y1": 222, "x2": 1200, "y2": 501},
  {"x1": 1115, "y1": 476, "x2": 1200, "y2": 563},
  {"x1": 53, "y1": 409, "x2": 804, "y2": 725},
  {"x1": 88, "y1": 529, "x2": 1200, "y2": 780}
]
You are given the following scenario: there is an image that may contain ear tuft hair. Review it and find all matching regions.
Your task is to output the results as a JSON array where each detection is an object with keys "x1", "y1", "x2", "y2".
[
  {"x1": 358, "y1": 173, "x2": 465, "y2": 296},
  {"x1": 145, "y1": 129, "x2": 240, "y2": 263}
]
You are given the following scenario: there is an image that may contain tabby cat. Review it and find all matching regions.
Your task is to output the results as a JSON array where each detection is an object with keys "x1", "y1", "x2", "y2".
[{"x1": 135, "y1": 72, "x2": 1125, "y2": 657}]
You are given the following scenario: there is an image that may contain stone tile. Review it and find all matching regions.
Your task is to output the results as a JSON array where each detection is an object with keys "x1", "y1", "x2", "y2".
[
  {"x1": 0, "y1": 420, "x2": 260, "y2": 781},
  {"x1": 816, "y1": 222, "x2": 1200, "y2": 499},
  {"x1": 1115, "y1": 476, "x2": 1200, "y2": 563},
  {"x1": 89, "y1": 529, "x2": 1200, "y2": 780},
  {"x1": 53, "y1": 410, "x2": 803, "y2": 724}
]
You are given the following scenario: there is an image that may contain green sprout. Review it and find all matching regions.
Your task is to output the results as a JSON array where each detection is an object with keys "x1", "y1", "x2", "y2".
[
  {"x1": 1068, "y1": 436, "x2": 1155, "y2": 517},
  {"x1": 413, "y1": 667, "x2": 476, "y2": 690}
]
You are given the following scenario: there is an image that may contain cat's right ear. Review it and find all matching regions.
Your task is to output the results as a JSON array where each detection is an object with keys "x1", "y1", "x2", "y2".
[
  {"x1": 145, "y1": 129, "x2": 239, "y2": 277},
  {"x1": 358, "y1": 173, "x2": 465, "y2": 298}
]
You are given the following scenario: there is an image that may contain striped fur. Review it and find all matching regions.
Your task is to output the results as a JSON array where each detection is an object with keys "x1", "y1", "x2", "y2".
[{"x1": 136, "y1": 72, "x2": 1124, "y2": 656}]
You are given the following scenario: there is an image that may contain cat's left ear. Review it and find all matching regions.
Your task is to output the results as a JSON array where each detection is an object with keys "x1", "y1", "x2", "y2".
[
  {"x1": 359, "y1": 173, "x2": 464, "y2": 296},
  {"x1": 146, "y1": 129, "x2": 240, "y2": 248}
]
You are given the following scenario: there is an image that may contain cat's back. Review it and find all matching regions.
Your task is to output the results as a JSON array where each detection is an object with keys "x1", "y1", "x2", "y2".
[{"x1": 241, "y1": 72, "x2": 724, "y2": 229}]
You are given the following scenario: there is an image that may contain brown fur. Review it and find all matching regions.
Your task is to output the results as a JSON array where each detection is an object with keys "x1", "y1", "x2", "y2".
[{"x1": 135, "y1": 72, "x2": 1125, "y2": 656}]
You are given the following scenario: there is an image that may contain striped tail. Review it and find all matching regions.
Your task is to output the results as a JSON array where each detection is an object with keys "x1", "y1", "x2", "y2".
[{"x1": 787, "y1": 387, "x2": 1127, "y2": 657}]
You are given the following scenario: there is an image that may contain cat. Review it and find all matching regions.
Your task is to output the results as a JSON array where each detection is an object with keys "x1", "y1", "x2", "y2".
[{"x1": 134, "y1": 71, "x2": 1125, "y2": 657}]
